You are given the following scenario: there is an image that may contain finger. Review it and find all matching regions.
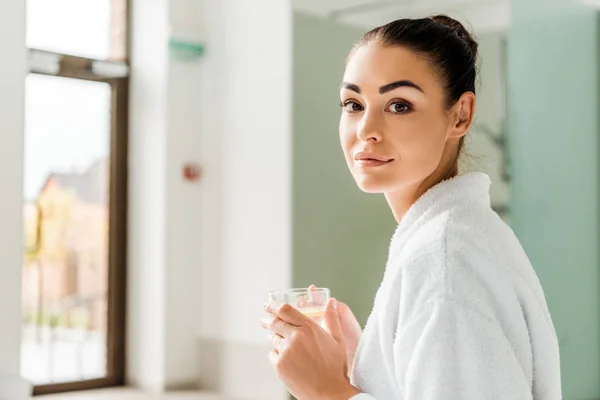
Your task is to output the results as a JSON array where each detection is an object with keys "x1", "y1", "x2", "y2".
[
  {"x1": 268, "y1": 349, "x2": 279, "y2": 366},
  {"x1": 260, "y1": 315, "x2": 296, "y2": 338},
  {"x1": 308, "y1": 285, "x2": 324, "y2": 306},
  {"x1": 338, "y1": 301, "x2": 362, "y2": 332},
  {"x1": 324, "y1": 298, "x2": 344, "y2": 344},
  {"x1": 266, "y1": 302, "x2": 307, "y2": 327},
  {"x1": 268, "y1": 333, "x2": 285, "y2": 351}
]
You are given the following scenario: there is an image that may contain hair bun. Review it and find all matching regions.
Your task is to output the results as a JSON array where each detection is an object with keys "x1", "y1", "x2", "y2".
[{"x1": 430, "y1": 15, "x2": 478, "y2": 59}]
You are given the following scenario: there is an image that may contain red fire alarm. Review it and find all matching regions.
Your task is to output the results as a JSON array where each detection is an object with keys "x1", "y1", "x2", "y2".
[{"x1": 183, "y1": 163, "x2": 202, "y2": 182}]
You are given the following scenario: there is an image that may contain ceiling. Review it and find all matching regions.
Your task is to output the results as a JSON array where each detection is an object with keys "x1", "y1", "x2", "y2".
[{"x1": 292, "y1": 0, "x2": 510, "y2": 34}]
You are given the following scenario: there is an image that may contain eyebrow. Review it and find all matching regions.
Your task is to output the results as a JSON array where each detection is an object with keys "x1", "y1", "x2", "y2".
[
  {"x1": 341, "y1": 82, "x2": 361, "y2": 93},
  {"x1": 341, "y1": 80, "x2": 425, "y2": 94}
]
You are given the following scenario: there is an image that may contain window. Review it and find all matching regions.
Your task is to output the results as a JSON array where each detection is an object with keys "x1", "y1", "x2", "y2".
[
  {"x1": 22, "y1": 0, "x2": 129, "y2": 395},
  {"x1": 27, "y1": 0, "x2": 127, "y2": 60}
]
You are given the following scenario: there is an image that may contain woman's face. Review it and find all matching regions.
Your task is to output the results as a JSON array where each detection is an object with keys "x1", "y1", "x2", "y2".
[{"x1": 339, "y1": 41, "x2": 472, "y2": 194}]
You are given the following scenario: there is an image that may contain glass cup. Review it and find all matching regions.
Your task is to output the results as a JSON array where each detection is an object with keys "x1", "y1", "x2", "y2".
[{"x1": 268, "y1": 287, "x2": 330, "y2": 326}]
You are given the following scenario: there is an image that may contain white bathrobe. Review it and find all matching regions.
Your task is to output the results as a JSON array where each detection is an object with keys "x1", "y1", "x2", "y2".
[{"x1": 349, "y1": 173, "x2": 561, "y2": 400}]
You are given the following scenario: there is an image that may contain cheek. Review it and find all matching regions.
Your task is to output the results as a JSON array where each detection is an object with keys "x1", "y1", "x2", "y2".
[
  {"x1": 339, "y1": 117, "x2": 354, "y2": 159},
  {"x1": 391, "y1": 115, "x2": 448, "y2": 174}
]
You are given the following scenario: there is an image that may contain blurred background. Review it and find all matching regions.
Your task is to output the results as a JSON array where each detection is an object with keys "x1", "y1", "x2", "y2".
[{"x1": 0, "y1": 0, "x2": 598, "y2": 399}]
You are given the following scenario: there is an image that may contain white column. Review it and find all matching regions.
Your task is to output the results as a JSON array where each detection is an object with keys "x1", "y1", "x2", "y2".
[
  {"x1": 127, "y1": 0, "x2": 169, "y2": 392},
  {"x1": 0, "y1": 1, "x2": 32, "y2": 399},
  {"x1": 128, "y1": 0, "x2": 206, "y2": 391}
]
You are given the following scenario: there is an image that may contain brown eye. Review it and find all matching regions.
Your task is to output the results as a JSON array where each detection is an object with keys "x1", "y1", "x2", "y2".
[
  {"x1": 341, "y1": 101, "x2": 364, "y2": 113},
  {"x1": 387, "y1": 102, "x2": 412, "y2": 114}
]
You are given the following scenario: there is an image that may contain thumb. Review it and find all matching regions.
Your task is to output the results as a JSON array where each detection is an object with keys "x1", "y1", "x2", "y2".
[{"x1": 324, "y1": 298, "x2": 344, "y2": 344}]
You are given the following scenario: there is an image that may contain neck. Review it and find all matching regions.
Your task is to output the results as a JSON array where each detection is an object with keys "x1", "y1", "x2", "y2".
[{"x1": 385, "y1": 146, "x2": 459, "y2": 223}]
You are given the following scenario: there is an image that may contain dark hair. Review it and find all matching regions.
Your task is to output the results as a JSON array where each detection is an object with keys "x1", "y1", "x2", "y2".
[{"x1": 352, "y1": 15, "x2": 478, "y2": 154}]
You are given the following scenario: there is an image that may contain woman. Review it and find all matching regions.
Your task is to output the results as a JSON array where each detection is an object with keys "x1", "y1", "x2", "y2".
[{"x1": 260, "y1": 15, "x2": 561, "y2": 400}]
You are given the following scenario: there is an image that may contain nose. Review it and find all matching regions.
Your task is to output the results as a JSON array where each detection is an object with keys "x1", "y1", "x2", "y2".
[{"x1": 356, "y1": 111, "x2": 383, "y2": 143}]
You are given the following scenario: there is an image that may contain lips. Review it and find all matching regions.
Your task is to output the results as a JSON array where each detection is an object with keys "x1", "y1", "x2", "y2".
[{"x1": 354, "y1": 152, "x2": 393, "y2": 167}]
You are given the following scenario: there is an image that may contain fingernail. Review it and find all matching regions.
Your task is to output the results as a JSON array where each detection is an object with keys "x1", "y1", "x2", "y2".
[{"x1": 333, "y1": 298, "x2": 338, "y2": 310}]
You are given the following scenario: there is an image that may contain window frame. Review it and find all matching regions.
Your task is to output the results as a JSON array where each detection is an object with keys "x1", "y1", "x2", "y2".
[{"x1": 26, "y1": 2, "x2": 129, "y2": 395}]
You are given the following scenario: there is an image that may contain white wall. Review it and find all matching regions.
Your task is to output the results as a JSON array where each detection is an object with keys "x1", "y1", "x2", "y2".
[
  {"x1": 194, "y1": 0, "x2": 292, "y2": 397},
  {"x1": 0, "y1": 1, "x2": 32, "y2": 399},
  {"x1": 164, "y1": 0, "x2": 204, "y2": 388},
  {"x1": 128, "y1": 0, "x2": 292, "y2": 396},
  {"x1": 203, "y1": 0, "x2": 293, "y2": 346},
  {"x1": 0, "y1": 0, "x2": 26, "y2": 377}
]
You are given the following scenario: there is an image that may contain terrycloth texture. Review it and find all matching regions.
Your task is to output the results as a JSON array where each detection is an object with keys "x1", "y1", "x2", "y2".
[{"x1": 349, "y1": 173, "x2": 561, "y2": 400}]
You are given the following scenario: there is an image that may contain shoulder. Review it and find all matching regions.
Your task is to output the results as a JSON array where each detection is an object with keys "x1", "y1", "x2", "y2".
[
  {"x1": 395, "y1": 204, "x2": 521, "y2": 320},
  {"x1": 393, "y1": 209, "x2": 452, "y2": 289}
]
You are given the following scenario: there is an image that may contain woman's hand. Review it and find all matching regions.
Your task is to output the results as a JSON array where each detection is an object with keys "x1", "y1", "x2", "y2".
[
  {"x1": 260, "y1": 298, "x2": 361, "y2": 400},
  {"x1": 309, "y1": 285, "x2": 363, "y2": 375},
  {"x1": 336, "y1": 300, "x2": 363, "y2": 375}
]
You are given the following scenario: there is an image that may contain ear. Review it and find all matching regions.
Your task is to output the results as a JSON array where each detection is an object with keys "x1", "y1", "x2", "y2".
[{"x1": 449, "y1": 92, "x2": 476, "y2": 140}]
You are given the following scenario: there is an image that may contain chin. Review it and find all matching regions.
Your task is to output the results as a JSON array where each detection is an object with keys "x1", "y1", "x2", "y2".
[{"x1": 354, "y1": 175, "x2": 397, "y2": 194}]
